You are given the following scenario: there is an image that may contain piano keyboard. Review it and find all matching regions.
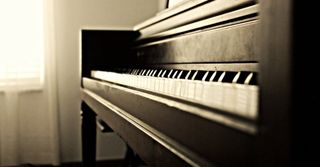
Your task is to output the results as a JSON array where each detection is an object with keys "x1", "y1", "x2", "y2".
[{"x1": 91, "y1": 69, "x2": 258, "y2": 119}]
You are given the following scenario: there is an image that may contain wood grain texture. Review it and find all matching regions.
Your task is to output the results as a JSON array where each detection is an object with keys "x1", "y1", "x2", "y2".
[{"x1": 135, "y1": 20, "x2": 258, "y2": 64}]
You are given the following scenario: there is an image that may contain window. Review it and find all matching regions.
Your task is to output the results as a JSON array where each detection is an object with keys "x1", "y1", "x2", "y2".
[
  {"x1": 167, "y1": 0, "x2": 188, "y2": 8},
  {"x1": 0, "y1": 0, "x2": 44, "y2": 90}
]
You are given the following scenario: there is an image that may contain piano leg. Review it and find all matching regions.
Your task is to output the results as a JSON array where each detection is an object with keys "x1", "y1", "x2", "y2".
[{"x1": 81, "y1": 102, "x2": 97, "y2": 167}]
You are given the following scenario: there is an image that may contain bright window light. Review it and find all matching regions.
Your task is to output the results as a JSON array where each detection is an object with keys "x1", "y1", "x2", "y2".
[{"x1": 0, "y1": 0, "x2": 44, "y2": 90}]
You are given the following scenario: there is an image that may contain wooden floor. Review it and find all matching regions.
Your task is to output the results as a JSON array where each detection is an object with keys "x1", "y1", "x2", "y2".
[{"x1": 8, "y1": 160, "x2": 124, "y2": 167}]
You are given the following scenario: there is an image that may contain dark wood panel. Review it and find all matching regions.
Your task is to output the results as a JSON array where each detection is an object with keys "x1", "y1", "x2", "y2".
[
  {"x1": 137, "y1": 0, "x2": 256, "y2": 38},
  {"x1": 81, "y1": 30, "x2": 140, "y2": 78},
  {"x1": 134, "y1": 20, "x2": 258, "y2": 64},
  {"x1": 83, "y1": 78, "x2": 256, "y2": 167},
  {"x1": 257, "y1": 0, "x2": 293, "y2": 166},
  {"x1": 290, "y1": 1, "x2": 317, "y2": 166},
  {"x1": 82, "y1": 89, "x2": 202, "y2": 167},
  {"x1": 81, "y1": 102, "x2": 96, "y2": 167},
  {"x1": 151, "y1": 62, "x2": 258, "y2": 72}
]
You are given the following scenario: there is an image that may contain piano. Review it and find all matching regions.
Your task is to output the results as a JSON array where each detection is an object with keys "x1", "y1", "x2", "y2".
[{"x1": 80, "y1": 0, "x2": 308, "y2": 166}]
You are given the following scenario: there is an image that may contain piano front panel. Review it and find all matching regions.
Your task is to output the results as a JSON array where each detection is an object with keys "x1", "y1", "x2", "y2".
[{"x1": 135, "y1": 20, "x2": 258, "y2": 64}]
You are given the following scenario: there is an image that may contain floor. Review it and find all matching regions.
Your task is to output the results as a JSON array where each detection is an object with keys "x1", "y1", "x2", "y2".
[{"x1": 7, "y1": 160, "x2": 123, "y2": 167}]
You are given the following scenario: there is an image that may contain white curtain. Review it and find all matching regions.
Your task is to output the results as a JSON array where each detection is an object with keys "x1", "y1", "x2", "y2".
[{"x1": 0, "y1": 0, "x2": 61, "y2": 166}]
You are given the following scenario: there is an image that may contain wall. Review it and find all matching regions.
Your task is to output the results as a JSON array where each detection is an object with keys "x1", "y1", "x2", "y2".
[{"x1": 53, "y1": 0, "x2": 160, "y2": 162}]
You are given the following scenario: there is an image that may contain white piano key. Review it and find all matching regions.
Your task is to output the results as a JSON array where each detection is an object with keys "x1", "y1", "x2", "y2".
[
  {"x1": 151, "y1": 70, "x2": 158, "y2": 91},
  {"x1": 164, "y1": 78, "x2": 170, "y2": 94},
  {"x1": 235, "y1": 84, "x2": 249, "y2": 117},
  {"x1": 144, "y1": 70, "x2": 149, "y2": 89},
  {"x1": 195, "y1": 71, "x2": 209, "y2": 101},
  {"x1": 131, "y1": 75, "x2": 136, "y2": 87},
  {"x1": 142, "y1": 76, "x2": 148, "y2": 89},
  {"x1": 187, "y1": 71, "x2": 198, "y2": 99},
  {"x1": 164, "y1": 70, "x2": 173, "y2": 94},
  {"x1": 149, "y1": 77, "x2": 154, "y2": 90},
  {"x1": 126, "y1": 74, "x2": 131, "y2": 86},
  {"x1": 143, "y1": 71, "x2": 149, "y2": 88},
  {"x1": 155, "y1": 78, "x2": 160, "y2": 92},
  {"x1": 222, "y1": 83, "x2": 236, "y2": 113},
  {"x1": 126, "y1": 74, "x2": 130, "y2": 86},
  {"x1": 145, "y1": 76, "x2": 149, "y2": 90},
  {"x1": 138, "y1": 75, "x2": 142, "y2": 88},
  {"x1": 120, "y1": 74, "x2": 125, "y2": 84},
  {"x1": 136, "y1": 70, "x2": 142, "y2": 88},
  {"x1": 105, "y1": 72, "x2": 110, "y2": 82},
  {"x1": 180, "y1": 70, "x2": 190, "y2": 97},
  {"x1": 159, "y1": 78, "x2": 165, "y2": 93},
  {"x1": 206, "y1": 72, "x2": 225, "y2": 108},
  {"x1": 129, "y1": 74, "x2": 134, "y2": 87},
  {"x1": 155, "y1": 70, "x2": 162, "y2": 92},
  {"x1": 187, "y1": 80, "x2": 196, "y2": 99},
  {"x1": 168, "y1": 71, "x2": 178, "y2": 96},
  {"x1": 180, "y1": 79, "x2": 188, "y2": 98},
  {"x1": 222, "y1": 72, "x2": 240, "y2": 114},
  {"x1": 175, "y1": 79, "x2": 182, "y2": 97},
  {"x1": 159, "y1": 70, "x2": 166, "y2": 93},
  {"x1": 119, "y1": 74, "x2": 124, "y2": 85},
  {"x1": 148, "y1": 74, "x2": 153, "y2": 91},
  {"x1": 194, "y1": 81, "x2": 203, "y2": 101},
  {"x1": 248, "y1": 85, "x2": 258, "y2": 119},
  {"x1": 167, "y1": 79, "x2": 173, "y2": 96},
  {"x1": 211, "y1": 82, "x2": 224, "y2": 109},
  {"x1": 174, "y1": 71, "x2": 183, "y2": 97},
  {"x1": 119, "y1": 73, "x2": 123, "y2": 84},
  {"x1": 148, "y1": 70, "x2": 155, "y2": 90},
  {"x1": 134, "y1": 75, "x2": 138, "y2": 87},
  {"x1": 202, "y1": 82, "x2": 214, "y2": 105},
  {"x1": 146, "y1": 77, "x2": 151, "y2": 90}
]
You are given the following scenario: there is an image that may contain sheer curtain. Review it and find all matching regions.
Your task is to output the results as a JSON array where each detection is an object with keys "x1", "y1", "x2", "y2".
[{"x1": 0, "y1": 0, "x2": 60, "y2": 166}]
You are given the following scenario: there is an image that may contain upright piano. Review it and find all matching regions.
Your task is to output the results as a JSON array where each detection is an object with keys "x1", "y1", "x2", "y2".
[{"x1": 80, "y1": 0, "x2": 309, "y2": 166}]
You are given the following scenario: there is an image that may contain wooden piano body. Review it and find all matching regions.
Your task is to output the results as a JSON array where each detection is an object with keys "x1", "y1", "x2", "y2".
[{"x1": 80, "y1": 0, "x2": 309, "y2": 166}]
